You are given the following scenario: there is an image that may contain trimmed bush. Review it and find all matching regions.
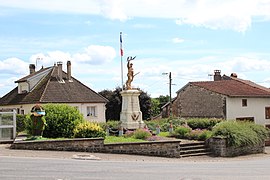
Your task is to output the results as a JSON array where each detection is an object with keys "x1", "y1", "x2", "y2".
[
  {"x1": 133, "y1": 128, "x2": 152, "y2": 140},
  {"x1": 212, "y1": 121, "x2": 269, "y2": 147},
  {"x1": 42, "y1": 104, "x2": 84, "y2": 138},
  {"x1": 187, "y1": 118, "x2": 222, "y2": 130},
  {"x1": 74, "y1": 121, "x2": 106, "y2": 138},
  {"x1": 173, "y1": 126, "x2": 192, "y2": 138}
]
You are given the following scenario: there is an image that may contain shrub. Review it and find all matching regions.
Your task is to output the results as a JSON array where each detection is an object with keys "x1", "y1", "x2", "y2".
[
  {"x1": 187, "y1": 118, "x2": 222, "y2": 130},
  {"x1": 133, "y1": 128, "x2": 152, "y2": 140},
  {"x1": 173, "y1": 126, "x2": 192, "y2": 139},
  {"x1": 106, "y1": 120, "x2": 120, "y2": 130},
  {"x1": 212, "y1": 121, "x2": 269, "y2": 147},
  {"x1": 186, "y1": 129, "x2": 212, "y2": 141},
  {"x1": 123, "y1": 130, "x2": 134, "y2": 138},
  {"x1": 144, "y1": 121, "x2": 158, "y2": 132},
  {"x1": 16, "y1": 114, "x2": 27, "y2": 133},
  {"x1": 42, "y1": 104, "x2": 84, "y2": 138},
  {"x1": 74, "y1": 121, "x2": 106, "y2": 138}
]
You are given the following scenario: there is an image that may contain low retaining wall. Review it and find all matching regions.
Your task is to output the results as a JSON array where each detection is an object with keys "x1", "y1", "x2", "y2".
[
  {"x1": 11, "y1": 138, "x2": 181, "y2": 158},
  {"x1": 11, "y1": 138, "x2": 104, "y2": 152},
  {"x1": 207, "y1": 137, "x2": 265, "y2": 157},
  {"x1": 103, "y1": 140, "x2": 181, "y2": 158}
]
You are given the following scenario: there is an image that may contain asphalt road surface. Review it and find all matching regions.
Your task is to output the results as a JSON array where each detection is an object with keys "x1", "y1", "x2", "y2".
[
  {"x1": 1, "y1": 155, "x2": 270, "y2": 180},
  {"x1": 1, "y1": 144, "x2": 270, "y2": 180}
]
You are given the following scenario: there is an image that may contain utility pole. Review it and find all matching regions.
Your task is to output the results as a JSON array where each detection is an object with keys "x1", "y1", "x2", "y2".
[
  {"x1": 163, "y1": 72, "x2": 173, "y2": 117},
  {"x1": 169, "y1": 72, "x2": 172, "y2": 117}
]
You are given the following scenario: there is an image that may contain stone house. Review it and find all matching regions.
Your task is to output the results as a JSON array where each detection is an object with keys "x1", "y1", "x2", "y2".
[
  {"x1": 169, "y1": 70, "x2": 270, "y2": 126},
  {"x1": 0, "y1": 61, "x2": 108, "y2": 122}
]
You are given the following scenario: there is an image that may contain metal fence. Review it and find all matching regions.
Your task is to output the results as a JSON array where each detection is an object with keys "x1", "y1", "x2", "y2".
[{"x1": 0, "y1": 109, "x2": 16, "y2": 142}]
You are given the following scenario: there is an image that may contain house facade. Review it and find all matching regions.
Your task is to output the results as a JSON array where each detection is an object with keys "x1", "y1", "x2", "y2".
[
  {"x1": 170, "y1": 70, "x2": 270, "y2": 126},
  {"x1": 0, "y1": 61, "x2": 108, "y2": 122}
]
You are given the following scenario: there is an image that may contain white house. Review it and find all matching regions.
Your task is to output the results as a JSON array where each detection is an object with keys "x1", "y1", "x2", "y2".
[
  {"x1": 170, "y1": 70, "x2": 270, "y2": 127},
  {"x1": 0, "y1": 61, "x2": 108, "y2": 122}
]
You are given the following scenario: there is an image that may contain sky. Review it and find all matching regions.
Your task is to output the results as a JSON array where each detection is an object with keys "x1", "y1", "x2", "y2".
[{"x1": 1, "y1": 0, "x2": 270, "y2": 98}]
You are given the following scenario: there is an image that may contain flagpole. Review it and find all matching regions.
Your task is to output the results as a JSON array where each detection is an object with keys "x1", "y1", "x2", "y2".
[{"x1": 120, "y1": 32, "x2": 124, "y2": 90}]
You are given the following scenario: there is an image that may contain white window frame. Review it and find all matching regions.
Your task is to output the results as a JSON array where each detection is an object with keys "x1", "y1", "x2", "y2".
[{"x1": 87, "y1": 106, "x2": 97, "y2": 117}]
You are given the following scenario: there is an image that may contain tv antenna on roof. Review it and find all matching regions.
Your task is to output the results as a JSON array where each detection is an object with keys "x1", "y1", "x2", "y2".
[{"x1": 36, "y1": 57, "x2": 43, "y2": 68}]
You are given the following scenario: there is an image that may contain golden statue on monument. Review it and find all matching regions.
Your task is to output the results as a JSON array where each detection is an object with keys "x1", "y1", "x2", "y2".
[{"x1": 125, "y1": 56, "x2": 136, "y2": 90}]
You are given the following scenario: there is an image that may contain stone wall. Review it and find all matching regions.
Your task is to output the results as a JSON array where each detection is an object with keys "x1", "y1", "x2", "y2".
[
  {"x1": 11, "y1": 138, "x2": 104, "y2": 152},
  {"x1": 103, "y1": 140, "x2": 181, "y2": 158},
  {"x1": 172, "y1": 84, "x2": 226, "y2": 118},
  {"x1": 207, "y1": 137, "x2": 265, "y2": 157},
  {"x1": 11, "y1": 138, "x2": 181, "y2": 158}
]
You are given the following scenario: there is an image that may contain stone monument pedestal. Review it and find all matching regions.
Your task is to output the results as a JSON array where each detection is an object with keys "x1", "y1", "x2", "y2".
[{"x1": 120, "y1": 89, "x2": 144, "y2": 129}]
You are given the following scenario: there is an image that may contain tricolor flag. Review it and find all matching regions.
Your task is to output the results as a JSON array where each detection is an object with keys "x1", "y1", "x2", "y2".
[{"x1": 120, "y1": 32, "x2": 123, "y2": 56}]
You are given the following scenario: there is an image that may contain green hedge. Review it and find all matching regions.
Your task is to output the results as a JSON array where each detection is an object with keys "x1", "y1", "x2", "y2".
[
  {"x1": 42, "y1": 104, "x2": 84, "y2": 138},
  {"x1": 16, "y1": 114, "x2": 27, "y2": 133},
  {"x1": 186, "y1": 118, "x2": 222, "y2": 130},
  {"x1": 212, "y1": 121, "x2": 269, "y2": 147}
]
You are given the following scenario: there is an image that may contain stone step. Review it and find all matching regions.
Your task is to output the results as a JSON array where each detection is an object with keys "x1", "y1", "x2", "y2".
[
  {"x1": 181, "y1": 144, "x2": 206, "y2": 150},
  {"x1": 180, "y1": 142, "x2": 212, "y2": 158},
  {"x1": 181, "y1": 142, "x2": 205, "y2": 147},
  {"x1": 180, "y1": 148, "x2": 210, "y2": 155},
  {"x1": 181, "y1": 152, "x2": 212, "y2": 158}
]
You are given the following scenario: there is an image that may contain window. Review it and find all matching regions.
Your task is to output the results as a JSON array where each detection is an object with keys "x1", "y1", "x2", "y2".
[
  {"x1": 242, "y1": 99, "x2": 247, "y2": 107},
  {"x1": 236, "y1": 117, "x2": 254, "y2": 122},
  {"x1": 265, "y1": 107, "x2": 270, "y2": 119},
  {"x1": 20, "y1": 109, "x2": 24, "y2": 115},
  {"x1": 87, "y1": 106, "x2": 97, "y2": 117}
]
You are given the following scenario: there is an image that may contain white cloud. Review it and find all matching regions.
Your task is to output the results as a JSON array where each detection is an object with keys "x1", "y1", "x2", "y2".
[
  {"x1": 1, "y1": 0, "x2": 270, "y2": 32},
  {"x1": 0, "y1": 58, "x2": 28, "y2": 75},
  {"x1": 29, "y1": 45, "x2": 116, "y2": 68},
  {"x1": 172, "y1": 38, "x2": 185, "y2": 44},
  {"x1": 74, "y1": 45, "x2": 116, "y2": 64}
]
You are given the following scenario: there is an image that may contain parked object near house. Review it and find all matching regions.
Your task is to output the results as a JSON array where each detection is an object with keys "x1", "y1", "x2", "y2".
[
  {"x1": 0, "y1": 61, "x2": 108, "y2": 122},
  {"x1": 167, "y1": 70, "x2": 270, "y2": 127},
  {"x1": 0, "y1": 109, "x2": 16, "y2": 143}
]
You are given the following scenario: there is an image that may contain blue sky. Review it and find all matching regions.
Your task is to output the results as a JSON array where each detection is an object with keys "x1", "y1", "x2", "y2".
[{"x1": 1, "y1": 0, "x2": 270, "y2": 98}]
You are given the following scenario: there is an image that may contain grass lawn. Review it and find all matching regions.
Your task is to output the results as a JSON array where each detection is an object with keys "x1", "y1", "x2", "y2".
[
  {"x1": 104, "y1": 136, "x2": 146, "y2": 144},
  {"x1": 157, "y1": 132, "x2": 171, "y2": 137}
]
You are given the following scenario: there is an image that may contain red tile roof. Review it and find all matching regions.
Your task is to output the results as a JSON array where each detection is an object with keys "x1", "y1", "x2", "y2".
[{"x1": 191, "y1": 79, "x2": 270, "y2": 97}]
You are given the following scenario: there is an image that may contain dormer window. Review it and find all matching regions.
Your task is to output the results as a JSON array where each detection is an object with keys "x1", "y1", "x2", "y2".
[{"x1": 18, "y1": 82, "x2": 29, "y2": 94}]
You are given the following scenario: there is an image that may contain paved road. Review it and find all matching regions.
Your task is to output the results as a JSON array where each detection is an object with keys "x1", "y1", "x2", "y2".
[
  {"x1": 1, "y1": 155, "x2": 270, "y2": 180},
  {"x1": 1, "y1": 144, "x2": 270, "y2": 179}
]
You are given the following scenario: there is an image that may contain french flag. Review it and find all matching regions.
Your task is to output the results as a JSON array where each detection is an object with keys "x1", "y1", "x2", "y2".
[{"x1": 120, "y1": 32, "x2": 123, "y2": 56}]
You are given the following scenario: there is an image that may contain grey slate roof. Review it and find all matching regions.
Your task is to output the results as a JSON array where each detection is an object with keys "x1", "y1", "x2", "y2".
[{"x1": 0, "y1": 65, "x2": 108, "y2": 105}]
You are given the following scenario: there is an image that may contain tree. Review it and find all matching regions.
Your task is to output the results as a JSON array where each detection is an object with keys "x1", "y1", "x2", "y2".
[
  {"x1": 139, "y1": 91, "x2": 151, "y2": 120},
  {"x1": 150, "y1": 98, "x2": 160, "y2": 118},
  {"x1": 99, "y1": 87, "x2": 152, "y2": 121},
  {"x1": 150, "y1": 95, "x2": 170, "y2": 118},
  {"x1": 158, "y1": 95, "x2": 170, "y2": 109},
  {"x1": 99, "y1": 87, "x2": 122, "y2": 121}
]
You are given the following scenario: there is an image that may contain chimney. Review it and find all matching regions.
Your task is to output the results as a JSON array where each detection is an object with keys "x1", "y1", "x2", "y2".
[
  {"x1": 67, "y1": 61, "x2": 72, "y2": 81},
  {"x1": 29, "y1": 64, "x2": 35, "y2": 74},
  {"x1": 230, "y1": 73, "x2": 237, "y2": 78},
  {"x1": 57, "y1": 61, "x2": 63, "y2": 82},
  {"x1": 214, "y1": 70, "x2": 221, "y2": 81}
]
